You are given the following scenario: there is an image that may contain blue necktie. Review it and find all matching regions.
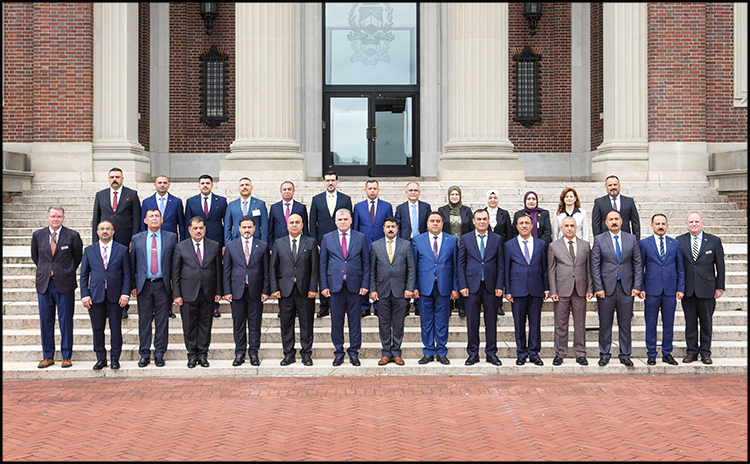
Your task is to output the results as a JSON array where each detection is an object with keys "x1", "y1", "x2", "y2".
[
  {"x1": 411, "y1": 204, "x2": 418, "y2": 238},
  {"x1": 614, "y1": 235, "x2": 621, "y2": 281},
  {"x1": 159, "y1": 197, "x2": 166, "y2": 216},
  {"x1": 479, "y1": 234, "x2": 486, "y2": 281},
  {"x1": 659, "y1": 236, "x2": 665, "y2": 261}
]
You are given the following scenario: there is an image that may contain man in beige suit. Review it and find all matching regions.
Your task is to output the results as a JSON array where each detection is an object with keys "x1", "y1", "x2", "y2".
[{"x1": 548, "y1": 216, "x2": 594, "y2": 365}]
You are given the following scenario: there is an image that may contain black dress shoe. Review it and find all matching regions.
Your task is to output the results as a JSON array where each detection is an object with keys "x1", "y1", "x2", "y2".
[
  {"x1": 280, "y1": 355, "x2": 296, "y2": 366},
  {"x1": 302, "y1": 356, "x2": 313, "y2": 366},
  {"x1": 249, "y1": 354, "x2": 260, "y2": 366},
  {"x1": 576, "y1": 356, "x2": 588, "y2": 366},
  {"x1": 418, "y1": 355, "x2": 434, "y2": 364},
  {"x1": 552, "y1": 355, "x2": 563, "y2": 366},
  {"x1": 232, "y1": 355, "x2": 245, "y2": 367},
  {"x1": 361, "y1": 309, "x2": 371, "y2": 318},
  {"x1": 486, "y1": 354, "x2": 502, "y2": 366},
  {"x1": 122, "y1": 310, "x2": 129, "y2": 319},
  {"x1": 110, "y1": 360, "x2": 120, "y2": 370},
  {"x1": 138, "y1": 357, "x2": 150, "y2": 368},
  {"x1": 619, "y1": 357, "x2": 634, "y2": 367},
  {"x1": 317, "y1": 308, "x2": 330, "y2": 318},
  {"x1": 437, "y1": 355, "x2": 450, "y2": 365},
  {"x1": 187, "y1": 358, "x2": 197, "y2": 368},
  {"x1": 465, "y1": 355, "x2": 480, "y2": 366},
  {"x1": 333, "y1": 356, "x2": 344, "y2": 366},
  {"x1": 515, "y1": 357, "x2": 526, "y2": 366},
  {"x1": 155, "y1": 357, "x2": 165, "y2": 367},
  {"x1": 647, "y1": 356, "x2": 656, "y2": 366},
  {"x1": 530, "y1": 357, "x2": 544, "y2": 366},
  {"x1": 199, "y1": 357, "x2": 209, "y2": 368},
  {"x1": 498, "y1": 308, "x2": 505, "y2": 316},
  {"x1": 662, "y1": 354, "x2": 678, "y2": 365},
  {"x1": 93, "y1": 360, "x2": 107, "y2": 370},
  {"x1": 598, "y1": 356, "x2": 609, "y2": 366},
  {"x1": 169, "y1": 310, "x2": 177, "y2": 319},
  {"x1": 349, "y1": 356, "x2": 361, "y2": 366},
  {"x1": 458, "y1": 309, "x2": 466, "y2": 318}
]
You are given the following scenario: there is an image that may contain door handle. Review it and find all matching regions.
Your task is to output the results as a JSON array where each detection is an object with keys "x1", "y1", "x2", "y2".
[{"x1": 366, "y1": 127, "x2": 378, "y2": 141}]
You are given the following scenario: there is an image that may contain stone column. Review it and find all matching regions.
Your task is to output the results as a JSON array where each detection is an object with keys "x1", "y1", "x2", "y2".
[
  {"x1": 438, "y1": 3, "x2": 521, "y2": 181},
  {"x1": 222, "y1": 3, "x2": 304, "y2": 182},
  {"x1": 591, "y1": 3, "x2": 648, "y2": 181},
  {"x1": 92, "y1": 3, "x2": 150, "y2": 182}
]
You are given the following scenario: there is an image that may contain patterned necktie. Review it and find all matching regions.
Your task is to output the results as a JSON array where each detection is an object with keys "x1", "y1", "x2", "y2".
[
  {"x1": 692, "y1": 236, "x2": 699, "y2": 261},
  {"x1": 479, "y1": 234, "x2": 485, "y2": 281},
  {"x1": 659, "y1": 236, "x2": 665, "y2": 261},
  {"x1": 523, "y1": 240, "x2": 531, "y2": 264},
  {"x1": 50, "y1": 231, "x2": 57, "y2": 256},
  {"x1": 411, "y1": 204, "x2": 418, "y2": 238},
  {"x1": 150, "y1": 233, "x2": 158, "y2": 275},
  {"x1": 245, "y1": 240, "x2": 251, "y2": 284},
  {"x1": 196, "y1": 242, "x2": 202, "y2": 266},
  {"x1": 285, "y1": 203, "x2": 291, "y2": 222},
  {"x1": 112, "y1": 191, "x2": 118, "y2": 211},
  {"x1": 292, "y1": 238, "x2": 298, "y2": 259},
  {"x1": 612, "y1": 196, "x2": 617, "y2": 211},
  {"x1": 204, "y1": 197, "x2": 209, "y2": 218},
  {"x1": 242, "y1": 200, "x2": 248, "y2": 216},
  {"x1": 102, "y1": 245, "x2": 109, "y2": 269},
  {"x1": 433, "y1": 235, "x2": 439, "y2": 260},
  {"x1": 388, "y1": 239, "x2": 394, "y2": 263},
  {"x1": 328, "y1": 194, "x2": 335, "y2": 216},
  {"x1": 370, "y1": 200, "x2": 375, "y2": 223},
  {"x1": 614, "y1": 235, "x2": 621, "y2": 280},
  {"x1": 568, "y1": 240, "x2": 576, "y2": 262}
]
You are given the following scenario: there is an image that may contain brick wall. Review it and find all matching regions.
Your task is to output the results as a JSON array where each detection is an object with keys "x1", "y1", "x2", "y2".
[
  {"x1": 590, "y1": 3, "x2": 604, "y2": 151},
  {"x1": 726, "y1": 193, "x2": 748, "y2": 215},
  {"x1": 508, "y1": 3, "x2": 572, "y2": 153},
  {"x1": 139, "y1": 3, "x2": 150, "y2": 152},
  {"x1": 169, "y1": 3, "x2": 235, "y2": 153}
]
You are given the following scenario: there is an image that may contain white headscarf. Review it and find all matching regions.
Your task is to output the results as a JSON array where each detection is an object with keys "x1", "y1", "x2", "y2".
[{"x1": 486, "y1": 189, "x2": 499, "y2": 229}]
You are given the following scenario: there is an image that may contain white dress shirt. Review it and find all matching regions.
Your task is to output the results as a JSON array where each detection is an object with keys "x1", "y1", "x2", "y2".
[
  {"x1": 517, "y1": 235, "x2": 534, "y2": 258},
  {"x1": 429, "y1": 233, "x2": 442, "y2": 256}
]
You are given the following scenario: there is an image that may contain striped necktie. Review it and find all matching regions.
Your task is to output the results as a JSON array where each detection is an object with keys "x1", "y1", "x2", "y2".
[{"x1": 692, "y1": 236, "x2": 699, "y2": 261}]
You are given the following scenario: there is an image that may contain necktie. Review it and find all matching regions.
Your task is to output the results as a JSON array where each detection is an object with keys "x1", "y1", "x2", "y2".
[
  {"x1": 159, "y1": 197, "x2": 165, "y2": 216},
  {"x1": 523, "y1": 240, "x2": 531, "y2": 264},
  {"x1": 411, "y1": 204, "x2": 418, "y2": 238},
  {"x1": 285, "y1": 203, "x2": 291, "y2": 222},
  {"x1": 196, "y1": 242, "x2": 202, "y2": 266},
  {"x1": 692, "y1": 237, "x2": 699, "y2": 261},
  {"x1": 433, "y1": 235, "x2": 439, "y2": 260},
  {"x1": 292, "y1": 238, "x2": 298, "y2": 259},
  {"x1": 370, "y1": 200, "x2": 375, "y2": 223},
  {"x1": 479, "y1": 234, "x2": 485, "y2": 281},
  {"x1": 112, "y1": 191, "x2": 118, "y2": 211},
  {"x1": 204, "y1": 197, "x2": 209, "y2": 218},
  {"x1": 659, "y1": 236, "x2": 665, "y2": 261},
  {"x1": 388, "y1": 239, "x2": 393, "y2": 263},
  {"x1": 614, "y1": 235, "x2": 621, "y2": 280},
  {"x1": 242, "y1": 200, "x2": 248, "y2": 216},
  {"x1": 568, "y1": 240, "x2": 576, "y2": 262},
  {"x1": 102, "y1": 245, "x2": 109, "y2": 269},
  {"x1": 50, "y1": 231, "x2": 57, "y2": 256},
  {"x1": 612, "y1": 196, "x2": 617, "y2": 211},
  {"x1": 327, "y1": 194, "x2": 335, "y2": 216},
  {"x1": 150, "y1": 233, "x2": 158, "y2": 275},
  {"x1": 245, "y1": 240, "x2": 251, "y2": 284},
  {"x1": 341, "y1": 233, "x2": 347, "y2": 277}
]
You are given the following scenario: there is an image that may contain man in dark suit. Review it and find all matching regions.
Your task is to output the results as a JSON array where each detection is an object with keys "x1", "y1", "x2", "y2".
[
  {"x1": 320, "y1": 209, "x2": 370, "y2": 366},
  {"x1": 394, "y1": 181, "x2": 431, "y2": 316},
  {"x1": 31, "y1": 205, "x2": 83, "y2": 369},
  {"x1": 92, "y1": 167, "x2": 140, "y2": 318},
  {"x1": 639, "y1": 214, "x2": 685, "y2": 366},
  {"x1": 225, "y1": 177, "x2": 269, "y2": 244},
  {"x1": 504, "y1": 212, "x2": 549, "y2": 366},
  {"x1": 270, "y1": 214, "x2": 318, "y2": 366},
  {"x1": 308, "y1": 170, "x2": 352, "y2": 318},
  {"x1": 677, "y1": 212, "x2": 725, "y2": 365},
  {"x1": 548, "y1": 216, "x2": 594, "y2": 366},
  {"x1": 369, "y1": 218, "x2": 416, "y2": 366},
  {"x1": 268, "y1": 180, "x2": 309, "y2": 248},
  {"x1": 458, "y1": 209, "x2": 504, "y2": 367},
  {"x1": 353, "y1": 179, "x2": 393, "y2": 317},
  {"x1": 590, "y1": 210, "x2": 643, "y2": 367},
  {"x1": 130, "y1": 208, "x2": 177, "y2": 368},
  {"x1": 80, "y1": 220, "x2": 131, "y2": 370},
  {"x1": 413, "y1": 212, "x2": 459, "y2": 365},
  {"x1": 140, "y1": 175, "x2": 185, "y2": 241},
  {"x1": 185, "y1": 174, "x2": 228, "y2": 318},
  {"x1": 224, "y1": 215, "x2": 271, "y2": 367},
  {"x1": 591, "y1": 175, "x2": 641, "y2": 238},
  {"x1": 172, "y1": 216, "x2": 223, "y2": 368}
]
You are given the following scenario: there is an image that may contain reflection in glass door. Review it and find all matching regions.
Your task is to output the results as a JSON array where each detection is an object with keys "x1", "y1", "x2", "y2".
[{"x1": 330, "y1": 98, "x2": 368, "y2": 168}]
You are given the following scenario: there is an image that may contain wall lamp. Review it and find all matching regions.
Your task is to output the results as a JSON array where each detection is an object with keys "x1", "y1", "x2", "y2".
[
  {"x1": 200, "y1": 3, "x2": 219, "y2": 36},
  {"x1": 523, "y1": 3, "x2": 543, "y2": 37}
]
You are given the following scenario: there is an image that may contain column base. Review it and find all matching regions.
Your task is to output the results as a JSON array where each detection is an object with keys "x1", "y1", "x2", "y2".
[
  {"x1": 222, "y1": 140, "x2": 306, "y2": 182},
  {"x1": 93, "y1": 140, "x2": 150, "y2": 182},
  {"x1": 592, "y1": 142, "x2": 649, "y2": 182}
]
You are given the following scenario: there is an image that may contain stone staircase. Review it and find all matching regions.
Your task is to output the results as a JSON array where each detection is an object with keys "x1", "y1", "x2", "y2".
[{"x1": 3, "y1": 178, "x2": 747, "y2": 379}]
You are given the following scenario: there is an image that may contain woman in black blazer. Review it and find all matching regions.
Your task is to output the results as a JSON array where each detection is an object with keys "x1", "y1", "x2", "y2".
[
  {"x1": 485, "y1": 189, "x2": 513, "y2": 244},
  {"x1": 437, "y1": 186, "x2": 474, "y2": 316},
  {"x1": 511, "y1": 190, "x2": 552, "y2": 247}
]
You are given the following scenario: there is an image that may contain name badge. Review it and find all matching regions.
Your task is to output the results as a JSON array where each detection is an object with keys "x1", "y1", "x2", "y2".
[
  {"x1": 61, "y1": 245, "x2": 70, "y2": 250},
  {"x1": 252, "y1": 209, "x2": 261, "y2": 216},
  {"x1": 705, "y1": 250, "x2": 712, "y2": 255}
]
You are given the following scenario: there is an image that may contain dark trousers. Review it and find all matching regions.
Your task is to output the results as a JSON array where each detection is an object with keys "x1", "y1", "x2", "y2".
[
  {"x1": 644, "y1": 292, "x2": 677, "y2": 357},
  {"x1": 230, "y1": 288, "x2": 264, "y2": 357},
  {"x1": 88, "y1": 299, "x2": 123, "y2": 361},
  {"x1": 279, "y1": 284, "x2": 315, "y2": 357},
  {"x1": 37, "y1": 278, "x2": 75, "y2": 359},
  {"x1": 419, "y1": 284, "x2": 451, "y2": 357},
  {"x1": 596, "y1": 281, "x2": 634, "y2": 361},
  {"x1": 511, "y1": 295, "x2": 543, "y2": 360},
  {"x1": 137, "y1": 279, "x2": 171, "y2": 358},
  {"x1": 682, "y1": 295, "x2": 715, "y2": 357},
  {"x1": 377, "y1": 293, "x2": 408, "y2": 358},
  {"x1": 331, "y1": 288, "x2": 362, "y2": 357},
  {"x1": 180, "y1": 287, "x2": 214, "y2": 359},
  {"x1": 465, "y1": 281, "x2": 498, "y2": 356}
]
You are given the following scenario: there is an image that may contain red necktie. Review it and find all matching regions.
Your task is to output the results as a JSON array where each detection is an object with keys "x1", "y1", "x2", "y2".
[
  {"x1": 244, "y1": 240, "x2": 251, "y2": 284},
  {"x1": 112, "y1": 191, "x2": 118, "y2": 211},
  {"x1": 370, "y1": 200, "x2": 375, "y2": 223},
  {"x1": 342, "y1": 232, "x2": 347, "y2": 277},
  {"x1": 204, "y1": 197, "x2": 209, "y2": 218},
  {"x1": 196, "y1": 242, "x2": 202, "y2": 266},
  {"x1": 285, "y1": 203, "x2": 291, "y2": 222},
  {"x1": 150, "y1": 233, "x2": 158, "y2": 275}
]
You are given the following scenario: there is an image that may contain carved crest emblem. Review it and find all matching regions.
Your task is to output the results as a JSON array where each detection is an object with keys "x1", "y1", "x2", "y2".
[{"x1": 347, "y1": 3, "x2": 394, "y2": 66}]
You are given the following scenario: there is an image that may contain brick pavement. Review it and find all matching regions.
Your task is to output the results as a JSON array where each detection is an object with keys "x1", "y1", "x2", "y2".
[{"x1": 3, "y1": 375, "x2": 747, "y2": 461}]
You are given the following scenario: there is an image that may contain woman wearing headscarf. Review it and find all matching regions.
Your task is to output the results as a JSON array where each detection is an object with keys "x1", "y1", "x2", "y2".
[
  {"x1": 511, "y1": 190, "x2": 552, "y2": 247},
  {"x1": 552, "y1": 187, "x2": 590, "y2": 241},
  {"x1": 484, "y1": 189, "x2": 513, "y2": 316},
  {"x1": 437, "y1": 186, "x2": 474, "y2": 317}
]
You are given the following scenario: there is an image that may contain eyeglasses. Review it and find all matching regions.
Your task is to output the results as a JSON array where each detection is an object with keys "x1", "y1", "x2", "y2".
[{"x1": 97, "y1": 227, "x2": 113, "y2": 231}]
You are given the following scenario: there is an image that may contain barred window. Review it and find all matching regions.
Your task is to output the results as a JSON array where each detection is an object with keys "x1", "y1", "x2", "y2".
[
  {"x1": 199, "y1": 45, "x2": 229, "y2": 126},
  {"x1": 513, "y1": 46, "x2": 541, "y2": 127}
]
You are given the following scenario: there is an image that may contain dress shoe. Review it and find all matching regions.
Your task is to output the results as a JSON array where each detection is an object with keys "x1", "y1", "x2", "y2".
[
  {"x1": 701, "y1": 355, "x2": 713, "y2": 365},
  {"x1": 169, "y1": 310, "x2": 177, "y2": 319},
  {"x1": 280, "y1": 355, "x2": 296, "y2": 366},
  {"x1": 110, "y1": 360, "x2": 120, "y2": 370},
  {"x1": 392, "y1": 357, "x2": 405, "y2": 366},
  {"x1": 302, "y1": 356, "x2": 313, "y2": 366},
  {"x1": 361, "y1": 309, "x2": 371, "y2": 318},
  {"x1": 62, "y1": 358, "x2": 72, "y2": 368},
  {"x1": 662, "y1": 354, "x2": 678, "y2": 365},
  {"x1": 349, "y1": 356, "x2": 361, "y2": 366},
  {"x1": 619, "y1": 357, "x2": 634, "y2": 367},
  {"x1": 187, "y1": 358, "x2": 197, "y2": 368},
  {"x1": 317, "y1": 308, "x2": 330, "y2": 318},
  {"x1": 530, "y1": 357, "x2": 544, "y2": 366},
  {"x1": 199, "y1": 357, "x2": 209, "y2": 368},
  {"x1": 213, "y1": 308, "x2": 221, "y2": 318},
  {"x1": 647, "y1": 356, "x2": 656, "y2": 365},
  {"x1": 122, "y1": 309, "x2": 129, "y2": 319},
  {"x1": 378, "y1": 356, "x2": 392, "y2": 366},
  {"x1": 576, "y1": 356, "x2": 588, "y2": 366},
  {"x1": 138, "y1": 357, "x2": 150, "y2": 368},
  {"x1": 465, "y1": 355, "x2": 480, "y2": 366},
  {"x1": 437, "y1": 355, "x2": 450, "y2": 365},
  {"x1": 418, "y1": 355, "x2": 434, "y2": 364},
  {"x1": 414, "y1": 307, "x2": 420, "y2": 316},
  {"x1": 598, "y1": 356, "x2": 609, "y2": 366},
  {"x1": 332, "y1": 356, "x2": 344, "y2": 366},
  {"x1": 232, "y1": 355, "x2": 245, "y2": 367},
  {"x1": 458, "y1": 309, "x2": 466, "y2": 318},
  {"x1": 552, "y1": 355, "x2": 564, "y2": 366},
  {"x1": 37, "y1": 358, "x2": 55, "y2": 369},
  {"x1": 683, "y1": 353, "x2": 698, "y2": 363},
  {"x1": 249, "y1": 354, "x2": 260, "y2": 366},
  {"x1": 93, "y1": 360, "x2": 107, "y2": 370},
  {"x1": 486, "y1": 354, "x2": 502, "y2": 366},
  {"x1": 498, "y1": 308, "x2": 505, "y2": 316},
  {"x1": 515, "y1": 357, "x2": 526, "y2": 366},
  {"x1": 155, "y1": 357, "x2": 165, "y2": 367}
]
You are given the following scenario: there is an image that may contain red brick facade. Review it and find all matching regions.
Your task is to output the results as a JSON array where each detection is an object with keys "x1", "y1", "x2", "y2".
[
  {"x1": 590, "y1": 3, "x2": 604, "y2": 151},
  {"x1": 139, "y1": 3, "x2": 151, "y2": 152}
]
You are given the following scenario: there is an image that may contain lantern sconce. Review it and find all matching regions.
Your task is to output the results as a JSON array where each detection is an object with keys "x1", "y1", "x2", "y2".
[
  {"x1": 523, "y1": 3, "x2": 543, "y2": 37},
  {"x1": 200, "y1": 3, "x2": 219, "y2": 36}
]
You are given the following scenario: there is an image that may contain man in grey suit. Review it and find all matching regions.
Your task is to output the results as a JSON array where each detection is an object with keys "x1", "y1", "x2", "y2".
[
  {"x1": 172, "y1": 216, "x2": 223, "y2": 368},
  {"x1": 548, "y1": 216, "x2": 594, "y2": 366},
  {"x1": 369, "y1": 218, "x2": 416, "y2": 366},
  {"x1": 590, "y1": 210, "x2": 643, "y2": 367},
  {"x1": 270, "y1": 213, "x2": 319, "y2": 366},
  {"x1": 591, "y1": 175, "x2": 641, "y2": 238}
]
